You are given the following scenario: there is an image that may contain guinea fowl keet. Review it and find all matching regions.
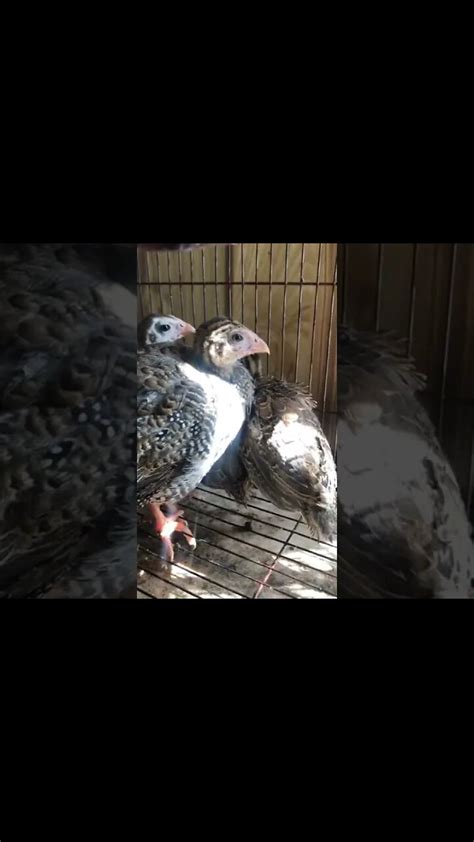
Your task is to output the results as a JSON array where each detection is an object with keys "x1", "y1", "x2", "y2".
[
  {"x1": 0, "y1": 243, "x2": 137, "y2": 599},
  {"x1": 243, "y1": 378, "x2": 337, "y2": 543},
  {"x1": 137, "y1": 317, "x2": 269, "y2": 561},
  {"x1": 202, "y1": 345, "x2": 337, "y2": 543},
  {"x1": 203, "y1": 376, "x2": 337, "y2": 542},
  {"x1": 138, "y1": 313, "x2": 196, "y2": 351},
  {"x1": 338, "y1": 326, "x2": 474, "y2": 599},
  {"x1": 137, "y1": 313, "x2": 197, "y2": 552}
]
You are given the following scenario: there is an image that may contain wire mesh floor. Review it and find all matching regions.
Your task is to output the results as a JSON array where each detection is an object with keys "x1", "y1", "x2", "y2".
[{"x1": 138, "y1": 486, "x2": 337, "y2": 599}]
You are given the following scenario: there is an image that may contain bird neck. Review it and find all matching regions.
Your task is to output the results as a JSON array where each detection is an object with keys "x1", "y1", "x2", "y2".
[{"x1": 201, "y1": 358, "x2": 236, "y2": 382}]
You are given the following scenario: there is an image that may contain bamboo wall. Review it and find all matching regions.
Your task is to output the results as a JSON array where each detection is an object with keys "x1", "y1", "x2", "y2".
[{"x1": 138, "y1": 244, "x2": 337, "y2": 415}]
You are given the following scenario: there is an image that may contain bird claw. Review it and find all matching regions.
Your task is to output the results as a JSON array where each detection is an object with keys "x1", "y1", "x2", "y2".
[
  {"x1": 148, "y1": 502, "x2": 197, "y2": 557},
  {"x1": 174, "y1": 513, "x2": 197, "y2": 549}
]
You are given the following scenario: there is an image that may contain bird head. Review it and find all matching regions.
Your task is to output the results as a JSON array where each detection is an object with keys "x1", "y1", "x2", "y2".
[
  {"x1": 195, "y1": 317, "x2": 270, "y2": 369},
  {"x1": 138, "y1": 314, "x2": 195, "y2": 348}
]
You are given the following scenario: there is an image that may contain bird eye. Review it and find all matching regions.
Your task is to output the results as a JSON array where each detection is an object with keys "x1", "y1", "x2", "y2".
[
  {"x1": 232, "y1": 333, "x2": 243, "y2": 342},
  {"x1": 159, "y1": 324, "x2": 171, "y2": 333}
]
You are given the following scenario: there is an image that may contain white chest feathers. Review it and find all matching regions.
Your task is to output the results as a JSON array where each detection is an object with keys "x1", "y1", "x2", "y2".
[{"x1": 178, "y1": 361, "x2": 247, "y2": 481}]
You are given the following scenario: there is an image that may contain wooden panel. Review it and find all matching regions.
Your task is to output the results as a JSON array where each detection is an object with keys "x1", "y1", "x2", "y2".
[
  {"x1": 138, "y1": 243, "x2": 337, "y2": 413},
  {"x1": 446, "y1": 244, "x2": 474, "y2": 401},
  {"x1": 377, "y1": 243, "x2": 415, "y2": 334},
  {"x1": 343, "y1": 243, "x2": 474, "y2": 401},
  {"x1": 338, "y1": 243, "x2": 346, "y2": 323},
  {"x1": 410, "y1": 243, "x2": 439, "y2": 377},
  {"x1": 343, "y1": 243, "x2": 380, "y2": 329},
  {"x1": 343, "y1": 242, "x2": 474, "y2": 518},
  {"x1": 439, "y1": 401, "x2": 474, "y2": 515}
]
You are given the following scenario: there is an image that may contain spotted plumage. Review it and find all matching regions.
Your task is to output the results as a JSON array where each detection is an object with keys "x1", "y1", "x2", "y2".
[
  {"x1": 338, "y1": 326, "x2": 473, "y2": 599},
  {"x1": 137, "y1": 317, "x2": 269, "y2": 556},
  {"x1": 0, "y1": 244, "x2": 137, "y2": 599},
  {"x1": 241, "y1": 378, "x2": 337, "y2": 542},
  {"x1": 202, "y1": 344, "x2": 337, "y2": 541}
]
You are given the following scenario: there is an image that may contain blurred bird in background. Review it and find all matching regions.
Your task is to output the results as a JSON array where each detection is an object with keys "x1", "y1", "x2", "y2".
[
  {"x1": 0, "y1": 243, "x2": 137, "y2": 599},
  {"x1": 338, "y1": 326, "x2": 474, "y2": 599}
]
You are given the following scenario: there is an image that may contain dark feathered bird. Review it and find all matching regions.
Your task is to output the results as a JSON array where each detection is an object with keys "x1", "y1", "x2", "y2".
[
  {"x1": 338, "y1": 326, "x2": 473, "y2": 599},
  {"x1": 203, "y1": 345, "x2": 337, "y2": 542},
  {"x1": 137, "y1": 316, "x2": 269, "y2": 560},
  {"x1": 0, "y1": 243, "x2": 137, "y2": 599},
  {"x1": 242, "y1": 378, "x2": 337, "y2": 543}
]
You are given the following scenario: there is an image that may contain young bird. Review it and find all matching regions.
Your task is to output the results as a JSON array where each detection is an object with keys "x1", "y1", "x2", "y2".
[
  {"x1": 243, "y1": 379, "x2": 337, "y2": 543},
  {"x1": 137, "y1": 317, "x2": 269, "y2": 561},
  {"x1": 137, "y1": 313, "x2": 196, "y2": 547},
  {"x1": 338, "y1": 326, "x2": 473, "y2": 599},
  {"x1": 138, "y1": 314, "x2": 195, "y2": 350},
  {"x1": 0, "y1": 244, "x2": 137, "y2": 599}
]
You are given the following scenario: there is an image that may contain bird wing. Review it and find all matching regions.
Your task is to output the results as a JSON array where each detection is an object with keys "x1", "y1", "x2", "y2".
[
  {"x1": 243, "y1": 378, "x2": 337, "y2": 540},
  {"x1": 137, "y1": 352, "x2": 215, "y2": 504}
]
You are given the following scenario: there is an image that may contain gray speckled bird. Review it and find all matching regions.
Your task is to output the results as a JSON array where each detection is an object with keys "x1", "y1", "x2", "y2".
[
  {"x1": 137, "y1": 317, "x2": 269, "y2": 560},
  {"x1": 0, "y1": 243, "x2": 137, "y2": 599},
  {"x1": 338, "y1": 326, "x2": 474, "y2": 599}
]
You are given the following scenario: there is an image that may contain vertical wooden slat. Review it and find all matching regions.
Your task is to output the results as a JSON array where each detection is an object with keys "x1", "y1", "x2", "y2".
[
  {"x1": 377, "y1": 243, "x2": 415, "y2": 336},
  {"x1": 309, "y1": 243, "x2": 323, "y2": 391},
  {"x1": 201, "y1": 248, "x2": 207, "y2": 322},
  {"x1": 295, "y1": 243, "x2": 307, "y2": 381},
  {"x1": 213, "y1": 244, "x2": 219, "y2": 316},
  {"x1": 281, "y1": 243, "x2": 290, "y2": 379},
  {"x1": 338, "y1": 243, "x2": 346, "y2": 324},
  {"x1": 255, "y1": 243, "x2": 271, "y2": 376},
  {"x1": 165, "y1": 252, "x2": 174, "y2": 313},
  {"x1": 177, "y1": 251, "x2": 185, "y2": 318},
  {"x1": 344, "y1": 243, "x2": 380, "y2": 329},
  {"x1": 267, "y1": 242, "x2": 274, "y2": 377},
  {"x1": 410, "y1": 243, "x2": 437, "y2": 381},
  {"x1": 374, "y1": 243, "x2": 384, "y2": 331},
  {"x1": 325, "y1": 251, "x2": 338, "y2": 414},
  {"x1": 445, "y1": 243, "x2": 474, "y2": 400},
  {"x1": 407, "y1": 244, "x2": 418, "y2": 356},
  {"x1": 240, "y1": 243, "x2": 245, "y2": 324}
]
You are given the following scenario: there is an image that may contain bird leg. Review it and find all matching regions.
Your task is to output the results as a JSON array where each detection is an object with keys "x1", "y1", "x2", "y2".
[{"x1": 148, "y1": 501, "x2": 197, "y2": 562}]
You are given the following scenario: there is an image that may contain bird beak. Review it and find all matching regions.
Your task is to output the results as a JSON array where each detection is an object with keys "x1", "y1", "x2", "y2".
[
  {"x1": 178, "y1": 321, "x2": 196, "y2": 338},
  {"x1": 238, "y1": 328, "x2": 270, "y2": 358}
]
